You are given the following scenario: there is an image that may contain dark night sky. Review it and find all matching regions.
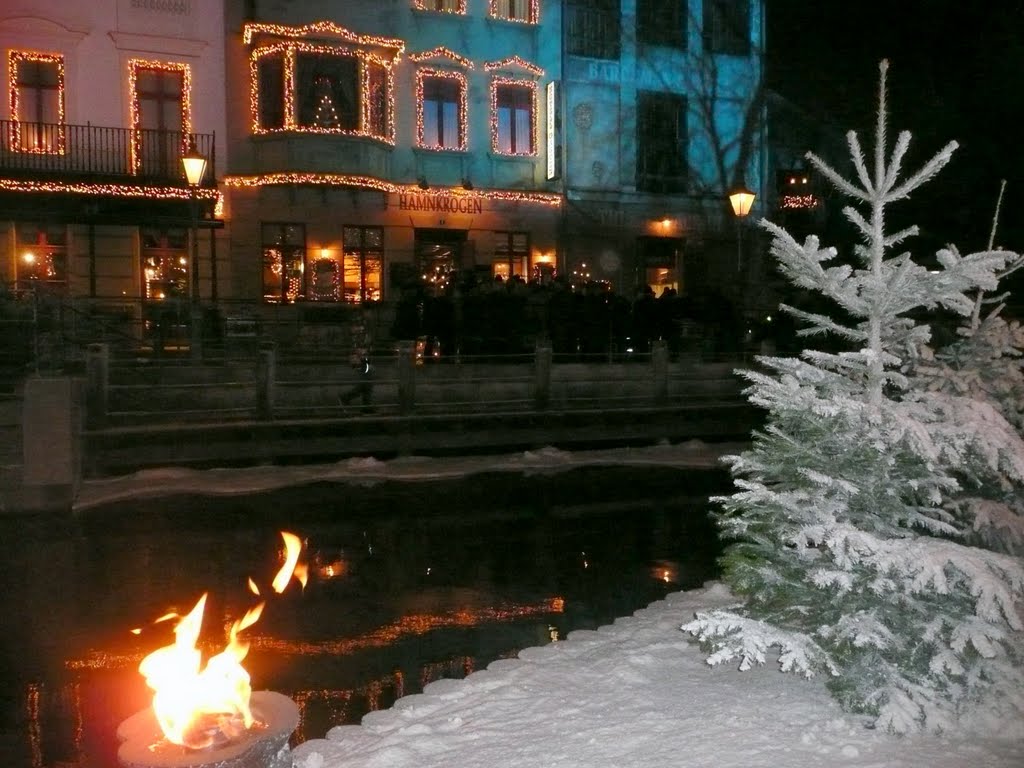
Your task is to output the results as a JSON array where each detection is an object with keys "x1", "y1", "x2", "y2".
[{"x1": 765, "y1": 0, "x2": 1024, "y2": 254}]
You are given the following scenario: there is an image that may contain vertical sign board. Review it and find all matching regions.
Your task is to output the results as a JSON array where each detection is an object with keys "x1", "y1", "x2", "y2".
[{"x1": 546, "y1": 80, "x2": 561, "y2": 181}]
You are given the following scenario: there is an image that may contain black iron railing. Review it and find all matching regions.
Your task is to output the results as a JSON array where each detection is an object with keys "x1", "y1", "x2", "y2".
[{"x1": 0, "y1": 120, "x2": 216, "y2": 187}]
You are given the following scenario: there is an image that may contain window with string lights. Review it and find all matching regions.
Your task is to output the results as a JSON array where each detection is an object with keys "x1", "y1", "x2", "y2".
[
  {"x1": 412, "y1": 0, "x2": 466, "y2": 13},
  {"x1": 492, "y1": 80, "x2": 536, "y2": 155},
  {"x1": 262, "y1": 222, "x2": 307, "y2": 303},
  {"x1": 251, "y1": 45, "x2": 393, "y2": 142},
  {"x1": 488, "y1": 0, "x2": 538, "y2": 24},
  {"x1": 16, "y1": 223, "x2": 67, "y2": 291},
  {"x1": 342, "y1": 226, "x2": 384, "y2": 304},
  {"x1": 8, "y1": 51, "x2": 65, "y2": 154},
  {"x1": 416, "y1": 69, "x2": 467, "y2": 150}
]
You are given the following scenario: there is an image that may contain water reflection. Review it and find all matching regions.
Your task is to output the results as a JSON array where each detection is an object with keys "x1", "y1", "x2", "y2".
[{"x1": 0, "y1": 467, "x2": 724, "y2": 768}]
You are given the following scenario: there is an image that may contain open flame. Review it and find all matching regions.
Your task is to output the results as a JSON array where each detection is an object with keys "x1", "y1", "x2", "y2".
[{"x1": 136, "y1": 531, "x2": 305, "y2": 749}]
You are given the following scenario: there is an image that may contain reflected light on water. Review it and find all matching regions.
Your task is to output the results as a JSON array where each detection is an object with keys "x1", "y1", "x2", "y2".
[
  {"x1": 251, "y1": 597, "x2": 565, "y2": 657},
  {"x1": 65, "y1": 597, "x2": 564, "y2": 670}
]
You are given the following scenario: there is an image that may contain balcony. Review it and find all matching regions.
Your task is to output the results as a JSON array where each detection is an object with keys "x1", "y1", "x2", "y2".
[{"x1": 0, "y1": 120, "x2": 216, "y2": 188}]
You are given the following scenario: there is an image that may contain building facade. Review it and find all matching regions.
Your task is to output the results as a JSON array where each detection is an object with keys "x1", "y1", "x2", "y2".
[
  {"x1": 222, "y1": 0, "x2": 563, "y2": 319},
  {"x1": 560, "y1": 0, "x2": 766, "y2": 301},
  {"x1": 0, "y1": 0, "x2": 226, "y2": 346},
  {"x1": 1, "y1": 0, "x2": 766, "y2": 355}
]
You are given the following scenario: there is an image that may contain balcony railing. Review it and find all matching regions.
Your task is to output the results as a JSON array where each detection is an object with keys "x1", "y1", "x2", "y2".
[{"x1": 0, "y1": 120, "x2": 216, "y2": 187}]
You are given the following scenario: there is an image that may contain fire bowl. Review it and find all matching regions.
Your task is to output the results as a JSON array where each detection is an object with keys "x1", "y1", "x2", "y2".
[{"x1": 116, "y1": 691, "x2": 299, "y2": 768}]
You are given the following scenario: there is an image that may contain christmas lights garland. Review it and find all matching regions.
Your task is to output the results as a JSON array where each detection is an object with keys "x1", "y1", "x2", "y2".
[
  {"x1": 223, "y1": 172, "x2": 561, "y2": 205},
  {"x1": 489, "y1": 76, "x2": 538, "y2": 156}
]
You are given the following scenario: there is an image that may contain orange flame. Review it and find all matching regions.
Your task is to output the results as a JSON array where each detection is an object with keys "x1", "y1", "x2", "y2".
[{"x1": 136, "y1": 532, "x2": 304, "y2": 748}]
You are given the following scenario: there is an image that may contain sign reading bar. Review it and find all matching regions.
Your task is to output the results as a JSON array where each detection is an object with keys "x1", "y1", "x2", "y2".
[
  {"x1": 398, "y1": 193, "x2": 483, "y2": 214},
  {"x1": 546, "y1": 81, "x2": 561, "y2": 181}
]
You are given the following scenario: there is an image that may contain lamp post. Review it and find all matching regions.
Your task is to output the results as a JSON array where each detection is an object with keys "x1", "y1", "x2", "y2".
[
  {"x1": 182, "y1": 135, "x2": 207, "y2": 302},
  {"x1": 182, "y1": 135, "x2": 207, "y2": 360},
  {"x1": 728, "y1": 182, "x2": 756, "y2": 271}
]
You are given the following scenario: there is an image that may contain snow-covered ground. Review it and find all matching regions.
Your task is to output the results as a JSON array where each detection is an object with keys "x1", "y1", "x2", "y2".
[
  {"x1": 72, "y1": 440, "x2": 739, "y2": 511},
  {"x1": 291, "y1": 582, "x2": 1024, "y2": 768}
]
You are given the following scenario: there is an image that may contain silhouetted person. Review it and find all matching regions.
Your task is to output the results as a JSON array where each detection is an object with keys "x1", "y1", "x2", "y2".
[{"x1": 340, "y1": 355, "x2": 373, "y2": 413}]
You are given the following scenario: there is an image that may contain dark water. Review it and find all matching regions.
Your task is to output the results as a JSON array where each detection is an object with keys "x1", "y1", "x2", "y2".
[{"x1": 0, "y1": 466, "x2": 728, "y2": 768}]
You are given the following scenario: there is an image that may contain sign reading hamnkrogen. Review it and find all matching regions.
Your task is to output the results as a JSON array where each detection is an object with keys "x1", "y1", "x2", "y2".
[{"x1": 397, "y1": 193, "x2": 484, "y2": 214}]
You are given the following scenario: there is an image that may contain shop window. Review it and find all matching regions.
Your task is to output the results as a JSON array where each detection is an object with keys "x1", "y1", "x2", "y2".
[
  {"x1": 565, "y1": 0, "x2": 620, "y2": 60},
  {"x1": 637, "y1": 91, "x2": 687, "y2": 193},
  {"x1": 703, "y1": 0, "x2": 750, "y2": 55},
  {"x1": 413, "y1": 0, "x2": 466, "y2": 13},
  {"x1": 262, "y1": 223, "x2": 306, "y2": 303},
  {"x1": 492, "y1": 81, "x2": 536, "y2": 155},
  {"x1": 417, "y1": 71, "x2": 466, "y2": 150},
  {"x1": 637, "y1": 236, "x2": 681, "y2": 295},
  {"x1": 140, "y1": 228, "x2": 189, "y2": 301},
  {"x1": 9, "y1": 51, "x2": 65, "y2": 153},
  {"x1": 342, "y1": 226, "x2": 384, "y2": 304},
  {"x1": 490, "y1": 0, "x2": 536, "y2": 23},
  {"x1": 416, "y1": 228, "x2": 465, "y2": 295},
  {"x1": 637, "y1": 0, "x2": 686, "y2": 48},
  {"x1": 16, "y1": 223, "x2": 67, "y2": 289},
  {"x1": 493, "y1": 231, "x2": 529, "y2": 280}
]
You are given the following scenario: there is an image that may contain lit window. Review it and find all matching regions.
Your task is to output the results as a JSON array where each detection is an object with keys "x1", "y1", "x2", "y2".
[
  {"x1": 493, "y1": 231, "x2": 530, "y2": 279},
  {"x1": 140, "y1": 228, "x2": 189, "y2": 301},
  {"x1": 342, "y1": 226, "x2": 384, "y2": 304},
  {"x1": 412, "y1": 0, "x2": 466, "y2": 13},
  {"x1": 262, "y1": 223, "x2": 306, "y2": 303},
  {"x1": 417, "y1": 70, "x2": 466, "y2": 150},
  {"x1": 16, "y1": 223, "x2": 67, "y2": 290},
  {"x1": 9, "y1": 51, "x2": 65, "y2": 153},
  {"x1": 489, "y1": 0, "x2": 537, "y2": 23},
  {"x1": 492, "y1": 80, "x2": 536, "y2": 155}
]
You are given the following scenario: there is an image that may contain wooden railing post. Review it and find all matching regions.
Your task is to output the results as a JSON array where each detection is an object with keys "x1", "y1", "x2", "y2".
[
  {"x1": 85, "y1": 343, "x2": 109, "y2": 428},
  {"x1": 652, "y1": 339, "x2": 668, "y2": 405},
  {"x1": 257, "y1": 341, "x2": 276, "y2": 419},
  {"x1": 534, "y1": 341, "x2": 552, "y2": 410},
  {"x1": 398, "y1": 341, "x2": 416, "y2": 415}
]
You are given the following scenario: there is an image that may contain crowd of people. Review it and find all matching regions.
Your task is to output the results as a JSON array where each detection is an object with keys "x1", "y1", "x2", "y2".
[{"x1": 389, "y1": 272, "x2": 754, "y2": 361}]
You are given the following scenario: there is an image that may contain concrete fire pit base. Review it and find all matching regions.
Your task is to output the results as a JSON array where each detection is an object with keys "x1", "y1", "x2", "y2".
[{"x1": 117, "y1": 691, "x2": 299, "y2": 768}]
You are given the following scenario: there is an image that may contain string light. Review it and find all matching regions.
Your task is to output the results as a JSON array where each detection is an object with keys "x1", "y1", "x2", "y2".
[
  {"x1": 409, "y1": 47, "x2": 473, "y2": 68},
  {"x1": 223, "y1": 172, "x2": 561, "y2": 205},
  {"x1": 243, "y1": 21, "x2": 405, "y2": 52},
  {"x1": 8, "y1": 50, "x2": 66, "y2": 154},
  {"x1": 487, "y1": 0, "x2": 540, "y2": 24},
  {"x1": 489, "y1": 76, "x2": 538, "y2": 156},
  {"x1": 250, "y1": 43, "x2": 396, "y2": 143},
  {"x1": 412, "y1": 0, "x2": 468, "y2": 14},
  {"x1": 415, "y1": 67, "x2": 468, "y2": 151},
  {"x1": 780, "y1": 194, "x2": 818, "y2": 209},
  {"x1": 0, "y1": 178, "x2": 218, "y2": 201},
  {"x1": 483, "y1": 56, "x2": 544, "y2": 76},
  {"x1": 128, "y1": 59, "x2": 192, "y2": 175}
]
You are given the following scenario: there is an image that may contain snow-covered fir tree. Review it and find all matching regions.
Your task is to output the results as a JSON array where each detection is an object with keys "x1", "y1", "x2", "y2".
[
  {"x1": 910, "y1": 183, "x2": 1024, "y2": 559},
  {"x1": 684, "y1": 61, "x2": 1024, "y2": 734}
]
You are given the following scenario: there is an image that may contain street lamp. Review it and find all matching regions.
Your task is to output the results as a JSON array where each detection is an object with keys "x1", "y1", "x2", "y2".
[
  {"x1": 728, "y1": 181, "x2": 756, "y2": 271},
  {"x1": 181, "y1": 135, "x2": 207, "y2": 302}
]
